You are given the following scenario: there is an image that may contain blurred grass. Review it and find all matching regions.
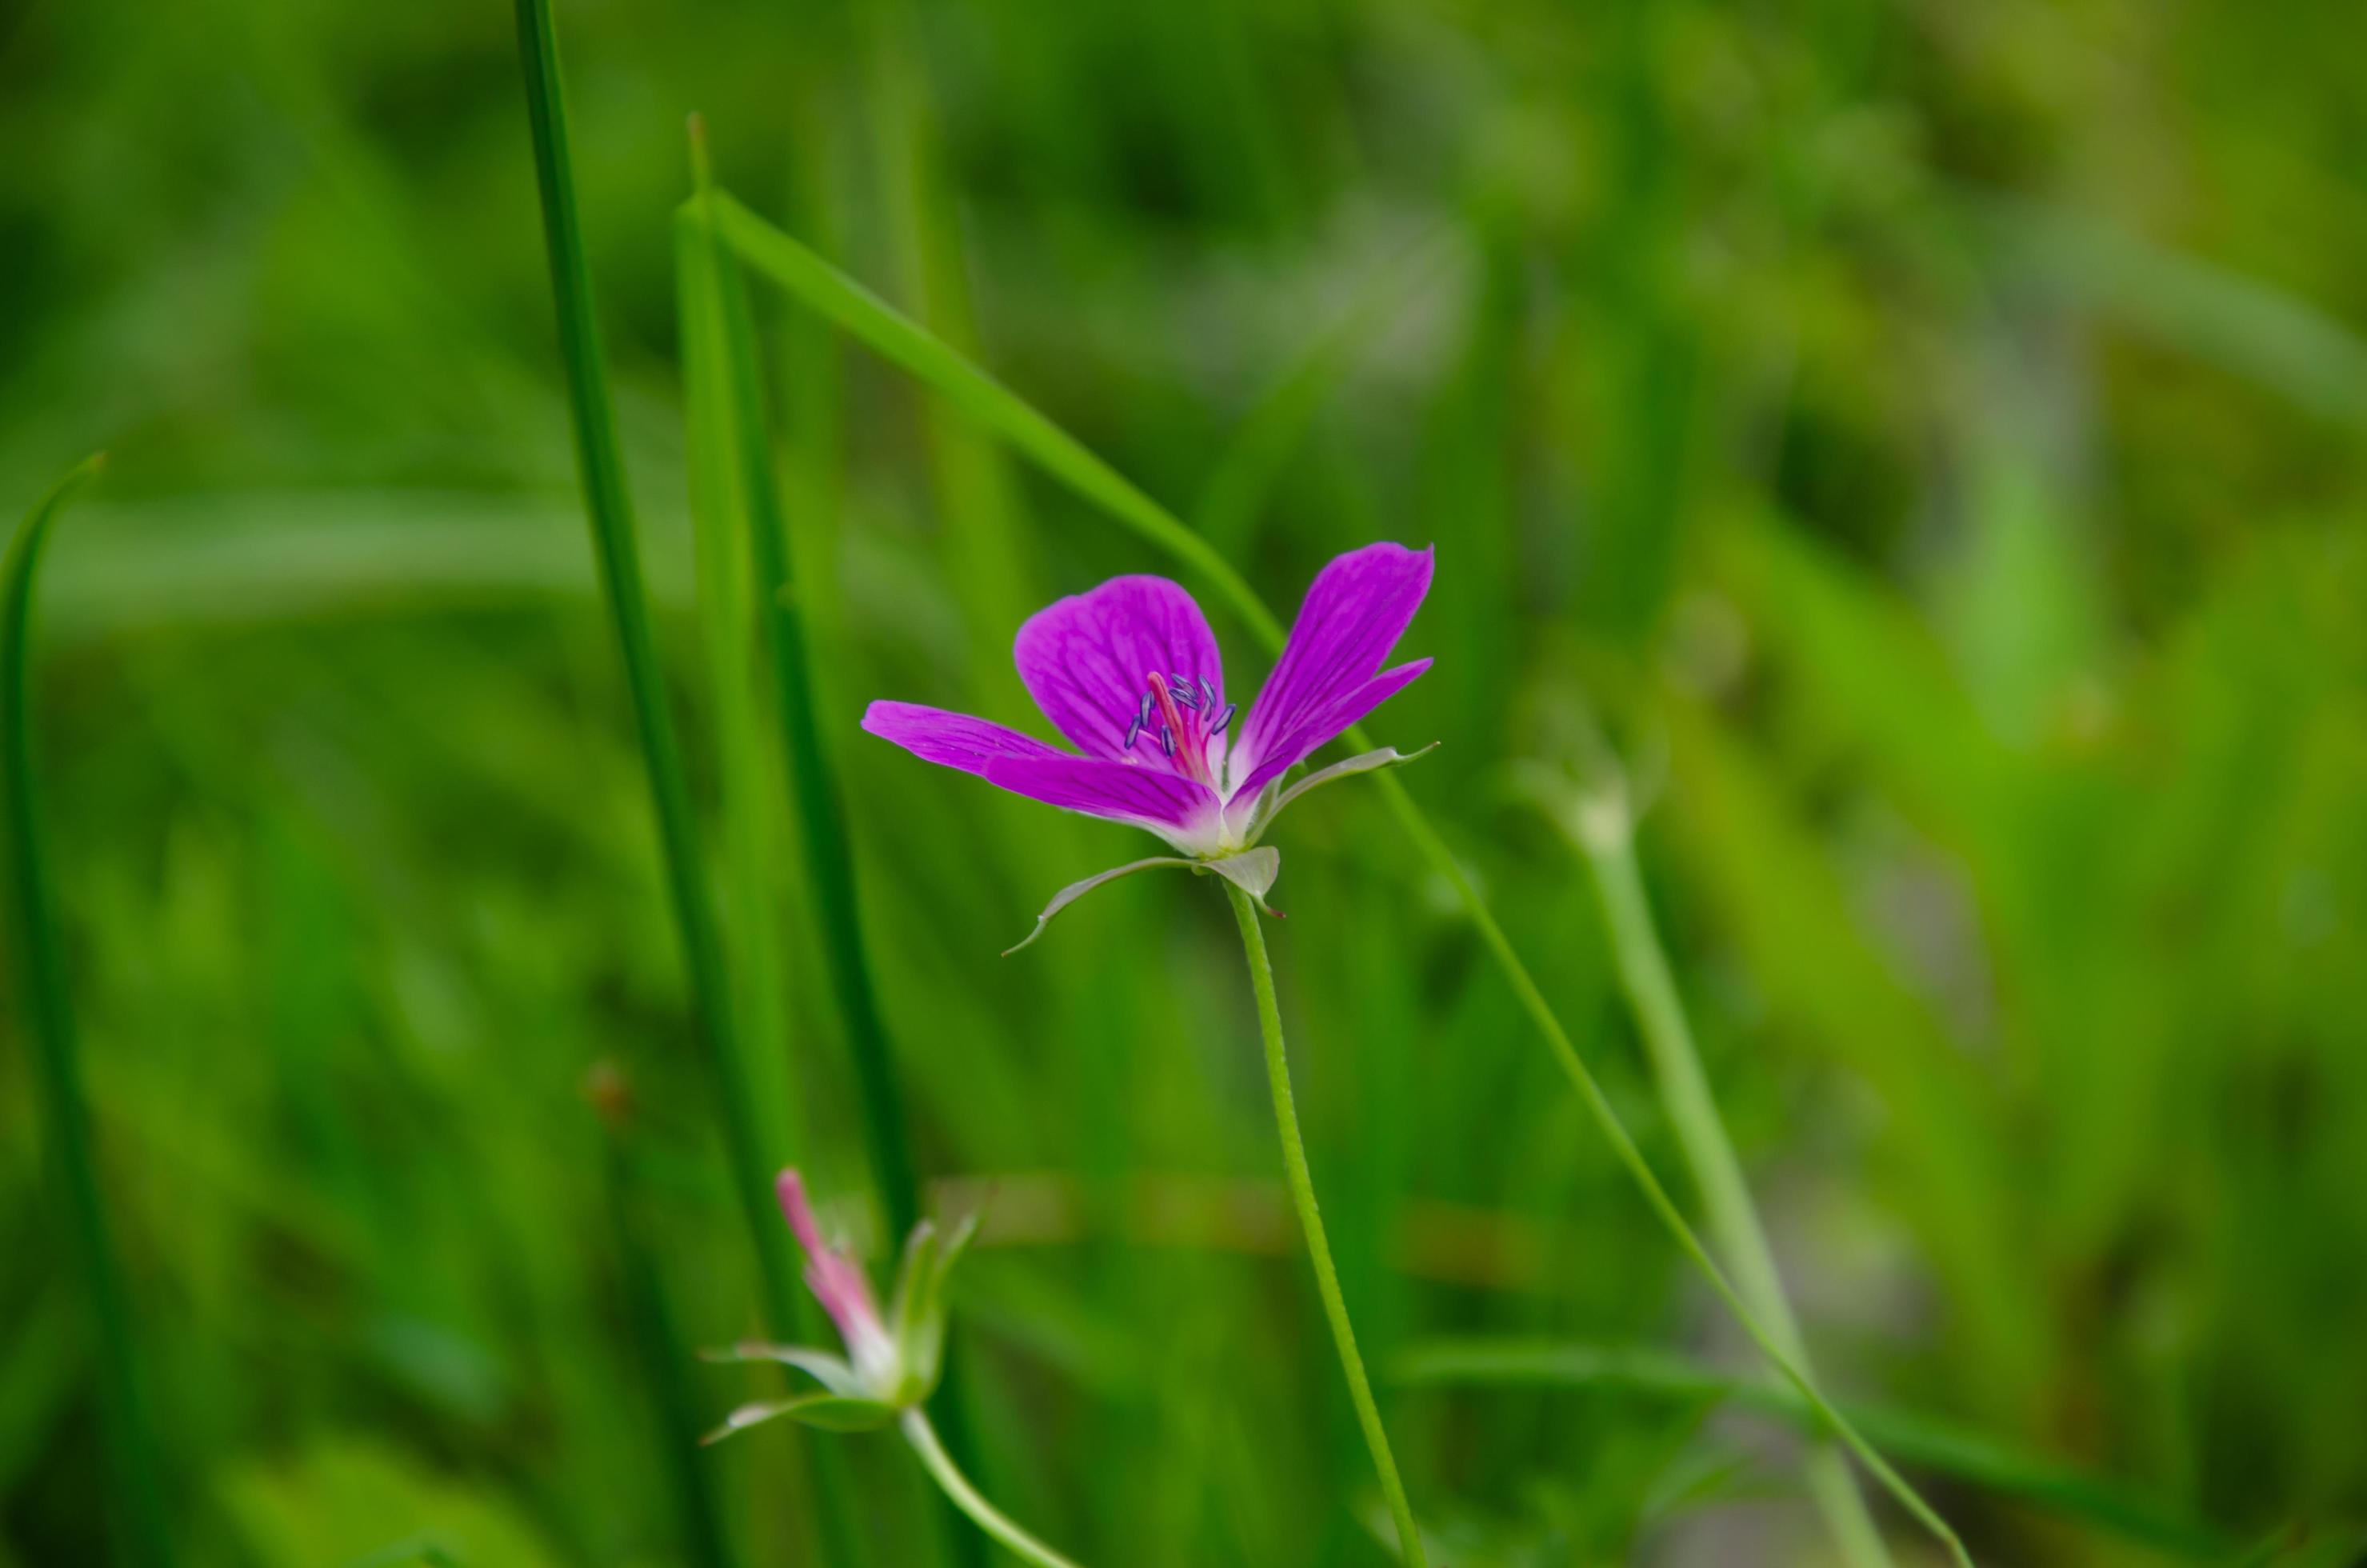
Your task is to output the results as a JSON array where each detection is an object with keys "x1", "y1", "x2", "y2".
[{"x1": 5, "y1": 0, "x2": 2367, "y2": 1563}]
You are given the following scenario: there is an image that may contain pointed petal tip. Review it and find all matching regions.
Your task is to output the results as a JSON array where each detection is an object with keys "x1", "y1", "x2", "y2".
[{"x1": 774, "y1": 1169, "x2": 821, "y2": 1250}]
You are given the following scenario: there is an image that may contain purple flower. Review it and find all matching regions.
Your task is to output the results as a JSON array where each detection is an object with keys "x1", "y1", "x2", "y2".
[{"x1": 863, "y1": 542, "x2": 1435, "y2": 862}]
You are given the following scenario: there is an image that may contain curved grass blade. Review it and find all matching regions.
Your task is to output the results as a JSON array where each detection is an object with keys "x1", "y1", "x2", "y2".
[
  {"x1": 1397, "y1": 1338, "x2": 2232, "y2": 1559},
  {"x1": 3, "y1": 455, "x2": 178, "y2": 1568},
  {"x1": 509, "y1": 0, "x2": 803, "y2": 1345},
  {"x1": 713, "y1": 190, "x2": 1973, "y2": 1564}
]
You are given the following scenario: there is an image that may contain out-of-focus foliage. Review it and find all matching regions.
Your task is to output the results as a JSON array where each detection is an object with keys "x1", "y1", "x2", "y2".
[{"x1": 2, "y1": 0, "x2": 2363, "y2": 1562}]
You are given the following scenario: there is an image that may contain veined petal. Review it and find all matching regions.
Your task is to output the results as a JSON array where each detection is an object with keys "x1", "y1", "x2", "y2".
[
  {"x1": 1230, "y1": 542, "x2": 1432, "y2": 791},
  {"x1": 776, "y1": 1171, "x2": 887, "y2": 1363},
  {"x1": 1229, "y1": 657, "x2": 1432, "y2": 804},
  {"x1": 862, "y1": 701, "x2": 1066, "y2": 778},
  {"x1": 982, "y1": 755, "x2": 1225, "y2": 853},
  {"x1": 1014, "y1": 575, "x2": 1225, "y2": 770}
]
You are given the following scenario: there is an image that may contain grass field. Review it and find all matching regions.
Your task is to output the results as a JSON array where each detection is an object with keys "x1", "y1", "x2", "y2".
[{"x1": 5, "y1": 0, "x2": 2366, "y2": 1562}]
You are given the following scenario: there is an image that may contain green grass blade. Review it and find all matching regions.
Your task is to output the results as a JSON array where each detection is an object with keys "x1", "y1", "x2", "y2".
[
  {"x1": 677, "y1": 199, "x2": 801, "y2": 1185},
  {"x1": 1397, "y1": 1338, "x2": 2233, "y2": 1558},
  {"x1": 508, "y1": 0, "x2": 802, "y2": 1332},
  {"x1": 713, "y1": 189, "x2": 1971, "y2": 1563},
  {"x1": 712, "y1": 191, "x2": 1281, "y2": 648},
  {"x1": 2, "y1": 455, "x2": 178, "y2": 1568},
  {"x1": 687, "y1": 150, "x2": 922, "y2": 1244}
]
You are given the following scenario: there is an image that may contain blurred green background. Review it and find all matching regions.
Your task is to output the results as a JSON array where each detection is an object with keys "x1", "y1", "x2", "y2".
[{"x1": 5, "y1": 0, "x2": 2365, "y2": 1562}]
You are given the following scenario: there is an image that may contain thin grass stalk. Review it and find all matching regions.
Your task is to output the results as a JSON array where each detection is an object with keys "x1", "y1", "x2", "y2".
[
  {"x1": 710, "y1": 190, "x2": 1973, "y2": 1565},
  {"x1": 1223, "y1": 883, "x2": 1428, "y2": 1566},
  {"x1": 2, "y1": 456, "x2": 177, "y2": 1568},
  {"x1": 509, "y1": 0, "x2": 802, "y2": 1338},
  {"x1": 1565, "y1": 779, "x2": 1890, "y2": 1566}
]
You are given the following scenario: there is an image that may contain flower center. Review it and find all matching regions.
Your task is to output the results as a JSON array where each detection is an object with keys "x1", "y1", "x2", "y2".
[{"x1": 1122, "y1": 670, "x2": 1234, "y2": 790}]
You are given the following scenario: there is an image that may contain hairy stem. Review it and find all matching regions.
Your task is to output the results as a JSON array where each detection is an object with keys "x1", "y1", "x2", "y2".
[
  {"x1": 1224, "y1": 883, "x2": 1429, "y2": 1567},
  {"x1": 902, "y1": 1409, "x2": 1084, "y2": 1568}
]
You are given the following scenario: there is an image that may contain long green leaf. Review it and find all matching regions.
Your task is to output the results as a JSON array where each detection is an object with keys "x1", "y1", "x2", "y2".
[
  {"x1": 1396, "y1": 1338, "x2": 2232, "y2": 1559},
  {"x1": 509, "y1": 0, "x2": 801, "y2": 1338},
  {"x1": 2, "y1": 455, "x2": 177, "y2": 1568},
  {"x1": 714, "y1": 188, "x2": 1973, "y2": 1564}
]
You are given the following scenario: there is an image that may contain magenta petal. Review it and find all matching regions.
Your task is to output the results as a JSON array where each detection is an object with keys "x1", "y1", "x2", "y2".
[
  {"x1": 1014, "y1": 576, "x2": 1224, "y2": 766},
  {"x1": 1230, "y1": 543, "x2": 1433, "y2": 792},
  {"x1": 776, "y1": 1170, "x2": 882, "y2": 1348},
  {"x1": 1229, "y1": 657, "x2": 1432, "y2": 802},
  {"x1": 982, "y1": 754, "x2": 1223, "y2": 846},
  {"x1": 862, "y1": 701, "x2": 1066, "y2": 778}
]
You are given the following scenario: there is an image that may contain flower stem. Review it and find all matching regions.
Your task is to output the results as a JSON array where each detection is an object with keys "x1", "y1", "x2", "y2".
[
  {"x1": 1223, "y1": 883, "x2": 1429, "y2": 1568},
  {"x1": 902, "y1": 1409, "x2": 1085, "y2": 1568}
]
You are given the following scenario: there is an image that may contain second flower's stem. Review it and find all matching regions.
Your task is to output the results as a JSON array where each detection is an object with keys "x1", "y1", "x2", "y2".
[
  {"x1": 1224, "y1": 883, "x2": 1429, "y2": 1568},
  {"x1": 902, "y1": 1408, "x2": 1084, "y2": 1568}
]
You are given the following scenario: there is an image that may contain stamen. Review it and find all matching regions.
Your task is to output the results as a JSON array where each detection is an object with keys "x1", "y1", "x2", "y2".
[
  {"x1": 1212, "y1": 702, "x2": 1237, "y2": 731},
  {"x1": 1124, "y1": 716, "x2": 1142, "y2": 750},
  {"x1": 1158, "y1": 723, "x2": 1176, "y2": 758},
  {"x1": 1201, "y1": 678, "x2": 1219, "y2": 708},
  {"x1": 1172, "y1": 683, "x2": 1201, "y2": 710},
  {"x1": 1170, "y1": 671, "x2": 1193, "y2": 691},
  {"x1": 1137, "y1": 693, "x2": 1154, "y2": 728}
]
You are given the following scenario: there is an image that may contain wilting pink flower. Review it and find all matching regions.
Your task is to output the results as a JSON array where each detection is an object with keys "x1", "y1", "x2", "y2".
[
  {"x1": 776, "y1": 1170, "x2": 899, "y2": 1390},
  {"x1": 704, "y1": 1170, "x2": 978, "y2": 1441},
  {"x1": 863, "y1": 542, "x2": 1434, "y2": 860}
]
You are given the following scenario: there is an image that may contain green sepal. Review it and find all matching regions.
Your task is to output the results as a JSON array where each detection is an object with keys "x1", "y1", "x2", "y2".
[{"x1": 702, "y1": 1392, "x2": 899, "y2": 1443}]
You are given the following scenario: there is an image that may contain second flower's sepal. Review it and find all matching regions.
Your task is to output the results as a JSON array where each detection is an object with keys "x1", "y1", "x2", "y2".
[
  {"x1": 702, "y1": 1391, "x2": 900, "y2": 1442},
  {"x1": 888, "y1": 1210, "x2": 980, "y2": 1399},
  {"x1": 1004, "y1": 847, "x2": 1281, "y2": 954}
]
